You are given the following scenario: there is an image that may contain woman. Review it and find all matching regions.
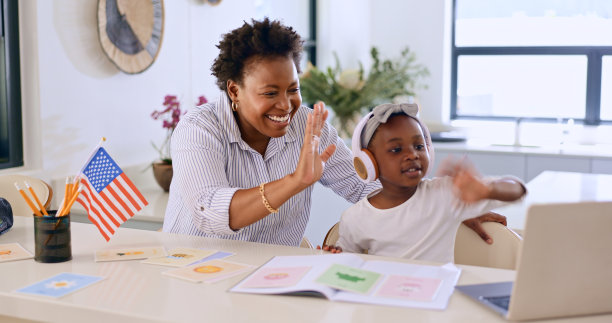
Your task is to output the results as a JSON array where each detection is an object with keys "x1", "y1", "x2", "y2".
[{"x1": 163, "y1": 18, "x2": 503, "y2": 246}]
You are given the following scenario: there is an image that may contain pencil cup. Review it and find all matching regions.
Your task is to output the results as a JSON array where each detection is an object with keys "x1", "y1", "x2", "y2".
[{"x1": 33, "y1": 211, "x2": 72, "y2": 263}]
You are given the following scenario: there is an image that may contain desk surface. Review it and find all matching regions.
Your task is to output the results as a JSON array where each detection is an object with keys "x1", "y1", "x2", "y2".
[
  {"x1": 1, "y1": 217, "x2": 609, "y2": 323},
  {"x1": 495, "y1": 171, "x2": 612, "y2": 232}
]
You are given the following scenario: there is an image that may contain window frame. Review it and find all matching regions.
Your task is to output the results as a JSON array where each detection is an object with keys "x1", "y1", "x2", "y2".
[
  {"x1": 0, "y1": 0, "x2": 23, "y2": 169},
  {"x1": 450, "y1": 0, "x2": 612, "y2": 126},
  {"x1": 303, "y1": 0, "x2": 317, "y2": 66}
]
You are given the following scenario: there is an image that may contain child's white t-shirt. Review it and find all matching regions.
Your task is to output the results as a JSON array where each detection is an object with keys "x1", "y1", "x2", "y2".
[{"x1": 336, "y1": 176, "x2": 513, "y2": 263}]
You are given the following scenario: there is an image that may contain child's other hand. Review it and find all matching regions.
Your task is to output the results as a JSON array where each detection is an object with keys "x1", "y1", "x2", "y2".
[
  {"x1": 463, "y1": 212, "x2": 507, "y2": 244},
  {"x1": 316, "y1": 245, "x2": 343, "y2": 253},
  {"x1": 453, "y1": 170, "x2": 491, "y2": 203}
]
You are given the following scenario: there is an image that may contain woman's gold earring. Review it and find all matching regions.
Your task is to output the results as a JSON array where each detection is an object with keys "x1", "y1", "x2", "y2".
[{"x1": 231, "y1": 101, "x2": 238, "y2": 112}]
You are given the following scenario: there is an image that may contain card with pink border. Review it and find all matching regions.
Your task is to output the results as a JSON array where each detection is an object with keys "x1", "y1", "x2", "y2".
[
  {"x1": 375, "y1": 275, "x2": 442, "y2": 302},
  {"x1": 241, "y1": 266, "x2": 311, "y2": 288}
]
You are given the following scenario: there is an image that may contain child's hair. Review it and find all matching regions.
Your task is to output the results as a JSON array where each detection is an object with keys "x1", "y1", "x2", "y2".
[{"x1": 351, "y1": 103, "x2": 434, "y2": 182}]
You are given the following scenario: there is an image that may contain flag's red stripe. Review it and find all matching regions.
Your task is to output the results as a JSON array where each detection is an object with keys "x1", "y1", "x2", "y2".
[
  {"x1": 81, "y1": 178, "x2": 122, "y2": 227},
  {"x1": 76, "y1": 198, "x2": 111, "y2": 241},
  {"x1": 115, "y1": 179, "x2": 140, "y2": 211},
  {"x1": 100, "y1": 191, "x2": 128, "y2": 222},
  {"x1": 77, "y1": 194, "x2": 114, "y2": 234},
  {"x1": 78, "y1": 193, "x2": 115, "y2": 233},
  {"x1": 120, "y1": 173, "x2": 148, "y2": 206},
  {"x1": 107, "y1": 184, "x2": 135, "y2": 217},
  {"x1": 81, "y1": 180, "x2": 122, "y2": 227},
  {"x1": 86, "y1": 211, "x2": 110, "y2": 242}
]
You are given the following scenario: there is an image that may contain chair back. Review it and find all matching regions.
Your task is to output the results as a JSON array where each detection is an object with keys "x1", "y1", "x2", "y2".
[
  {"x1": 323, "y1": 222, "x2": 340, "y2": 247},
  {"x1": 0, "y1": 175, "x2": 53, "y2": 217},
  {"x1": 454, "y1": 222, "x2": 522, "y2": 270},
  {"x1": 299, "y1": 237, "x2": 314, "y2": 249}
]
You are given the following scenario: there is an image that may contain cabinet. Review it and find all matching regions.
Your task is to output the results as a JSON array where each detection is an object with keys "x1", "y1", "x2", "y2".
[
  {"x1": 430, "y1": 151, "x2": 526, "y2": 180},
  {"x1": 591, "y1": 158, "x2": 612, "y2": 174},
  {"x1": 526, "y1": 156, "x2": 590, "y2": 181}
]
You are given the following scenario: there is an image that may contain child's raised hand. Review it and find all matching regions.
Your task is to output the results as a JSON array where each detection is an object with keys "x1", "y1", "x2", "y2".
[
  {"x1": 452, "y1": 170, "x2": 491, "y2": 203},
  {"x1": 316, "y1": 245, "x2": 343, "y2": 253},
  {"x1": 436, "y1": 155, "x2": 477, "y2": 178}
]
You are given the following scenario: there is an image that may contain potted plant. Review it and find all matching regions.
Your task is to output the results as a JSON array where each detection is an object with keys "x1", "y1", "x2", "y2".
[
  {"x1": 151, "y1": 95, "x2": 208, "y2": 191},
  {"x1": 299, "y1": 47, "x2": 429, "y2": 138}
]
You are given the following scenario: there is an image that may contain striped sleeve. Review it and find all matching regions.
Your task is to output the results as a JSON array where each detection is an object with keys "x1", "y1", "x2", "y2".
[
  {"x1": 318, "y1": 120, "x2": 381, "y2": 202},
  {"x1": 170, "y1": 111, "x2": 242, "y2": 236}
]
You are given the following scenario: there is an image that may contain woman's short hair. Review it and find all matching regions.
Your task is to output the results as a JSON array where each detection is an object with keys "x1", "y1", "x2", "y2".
[{"x1": 211, "y1": 18, "x2": 304, "y2": 91}]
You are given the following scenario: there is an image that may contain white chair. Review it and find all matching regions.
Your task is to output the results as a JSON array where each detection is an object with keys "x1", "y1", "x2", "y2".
[
  {"x1": 454, "y1": 222, "x2": 522, "y2": 270},
  {"x1": 0, "y1": 174, "x2": 53, "y2": 217},
  {"x1": 300, "y1": 237, "x2": 314, "y2": 249},
  {"x1": 322, "y1": 222, "x2": 340, "y2": 247}
]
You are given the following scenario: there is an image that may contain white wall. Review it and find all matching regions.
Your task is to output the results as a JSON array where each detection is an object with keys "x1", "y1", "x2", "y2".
[{"x1": 10, "y1": 0, "x2": 313, "y2": 190}]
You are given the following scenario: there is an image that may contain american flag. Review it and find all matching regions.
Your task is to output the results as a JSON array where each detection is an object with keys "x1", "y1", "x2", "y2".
[{"x1": 76, "y1": 147, "x2": 148, "y2": 241}]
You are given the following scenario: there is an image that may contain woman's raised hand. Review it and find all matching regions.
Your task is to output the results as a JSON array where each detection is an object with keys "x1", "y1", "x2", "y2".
[{"x1": 293, "y1": 102, "x2": 336, "y2": 187}]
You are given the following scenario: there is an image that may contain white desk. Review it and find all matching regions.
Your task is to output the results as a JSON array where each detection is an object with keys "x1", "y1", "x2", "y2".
[
  {"x1": 2, "y1": 217, "x2": 610, "y2": 323},
  {"x1": 495, "y1": 171, "x2": 612, "y2": 233}
]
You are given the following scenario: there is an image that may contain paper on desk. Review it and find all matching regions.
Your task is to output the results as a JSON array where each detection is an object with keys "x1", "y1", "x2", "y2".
[
  {"x1": 141, "y1": 247, "x2": 217, "y2": 267},
  {"x1": 15, "y1": 272, "x2": 104, "y2": 298},
  {"x1": 187, "y1": 251, "x2": 235, "y2": 266},
  {"x1": 95, "y1": 246, "x2": 166, "y2": 262},
  {"x1": 163, "y1": 259, "x2": 254, "y2": 283},
  {"x1": 0, "y1": 243, "x2": 33, "y2": 262},
  {"x1": 240, "y1": 266, "x2": 311, "y2": 289},
  {"x1": 315, "y1": 264, "x2": 382, "y2": 294},
  {"x1": 333, "y1": 261, "x2": 461, "y2": 310}
]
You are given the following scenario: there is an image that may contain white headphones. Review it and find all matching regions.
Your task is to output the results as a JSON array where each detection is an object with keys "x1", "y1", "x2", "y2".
[{"x1": 351, "y1": 112, "x2": 378, "y2": 183}]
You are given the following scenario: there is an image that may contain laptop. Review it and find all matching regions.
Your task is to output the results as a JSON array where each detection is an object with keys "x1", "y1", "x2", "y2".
[{"x1": 456, "y1": 201, "x2": 612, "y2": 321}]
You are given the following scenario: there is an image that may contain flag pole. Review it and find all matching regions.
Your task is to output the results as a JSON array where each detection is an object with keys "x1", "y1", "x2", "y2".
[
  {"x1": 78, "y1": 137, "x2": 107, "y2": 174},
  {"x1": 57, "y1": 137, "x2": 106, "y2": 217}
]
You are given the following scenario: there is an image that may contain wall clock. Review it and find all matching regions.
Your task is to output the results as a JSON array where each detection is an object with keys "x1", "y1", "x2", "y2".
[{"x1": 98, "y1": 0, "x2": 164, "y2": 74}]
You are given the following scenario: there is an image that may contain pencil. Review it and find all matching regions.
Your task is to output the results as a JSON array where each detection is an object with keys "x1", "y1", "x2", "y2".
[
  {"x1": 69, "y1": 175, "x2": 80, "y2": 198},
  {"x1": 24, "y1": 181, "x2": 48, "y2": 216},
  {"x1": 60, "y1": 186, "x2": 82, "y2": 217},
  {"x1": 14, "y1": 183, "x2": 43, "y2": 217}
]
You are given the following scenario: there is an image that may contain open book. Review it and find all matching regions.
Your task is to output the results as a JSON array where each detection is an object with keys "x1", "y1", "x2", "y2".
[{"x1": 230, "y1": 253, "x2": 461, "y2": 310}]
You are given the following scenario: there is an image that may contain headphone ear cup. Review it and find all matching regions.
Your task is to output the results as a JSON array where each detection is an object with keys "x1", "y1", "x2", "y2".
[{"x1": 353, "y1": 148, "x2": 378, "y2": 183}]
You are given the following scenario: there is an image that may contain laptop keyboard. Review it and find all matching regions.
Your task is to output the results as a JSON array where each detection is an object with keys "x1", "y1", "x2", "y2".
[{"x1": 482, "y1": 295, "x2": 511, "y2": 310}]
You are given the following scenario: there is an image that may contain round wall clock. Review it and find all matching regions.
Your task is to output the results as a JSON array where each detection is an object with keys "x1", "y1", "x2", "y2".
[{"x1": 98, "y1": 0, "x2": 164, "y2": 74}]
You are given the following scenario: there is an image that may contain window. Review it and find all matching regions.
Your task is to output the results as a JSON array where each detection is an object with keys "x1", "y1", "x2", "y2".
[
  {"x1": 0, "y1": 0, "x2": 22, "y2": 169},
  {"x1": 451, "y1": 0, "x2": 612, "y2": 125}
]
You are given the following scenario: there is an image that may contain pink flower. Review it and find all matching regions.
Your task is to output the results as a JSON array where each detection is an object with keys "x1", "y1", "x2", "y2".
[
  {"x1": 152, "y1": 94, "x2": 207, "y2": 134},
  {"x1": 196, "y1": 95, "x2": 208, "y2": 106}
]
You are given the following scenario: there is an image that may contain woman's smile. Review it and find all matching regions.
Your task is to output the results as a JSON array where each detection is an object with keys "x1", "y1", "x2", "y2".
[{"x1": 266, "y1": 113, "x2": 291, "y2": 124}]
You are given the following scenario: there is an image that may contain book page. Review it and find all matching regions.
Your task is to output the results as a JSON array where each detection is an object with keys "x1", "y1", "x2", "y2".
[
  {"x1": 332, "y1": 261, "x2": 461, "y2": 310},
  {"x1": 230, "y1": 253, "x2": 365, "y2": 299}
]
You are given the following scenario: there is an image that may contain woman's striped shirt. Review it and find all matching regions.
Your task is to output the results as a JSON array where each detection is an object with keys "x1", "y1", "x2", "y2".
[{"x1": 162, "y1": 92, "x2": 379, "y2": 246}]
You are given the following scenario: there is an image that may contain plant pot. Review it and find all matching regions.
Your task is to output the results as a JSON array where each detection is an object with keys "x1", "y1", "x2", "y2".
[{"x1": 152, "y1": 162, "x2": 173, "y2": 192}]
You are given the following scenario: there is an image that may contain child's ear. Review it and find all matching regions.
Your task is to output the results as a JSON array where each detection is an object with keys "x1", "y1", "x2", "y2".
[{"x1": 353, "y1": 148, "x2": 379, "y2": 182}]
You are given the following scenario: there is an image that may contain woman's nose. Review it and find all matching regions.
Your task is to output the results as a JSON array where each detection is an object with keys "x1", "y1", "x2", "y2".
[{"x1": 278, "y1": 94, "x2": 291, "y2": 110}]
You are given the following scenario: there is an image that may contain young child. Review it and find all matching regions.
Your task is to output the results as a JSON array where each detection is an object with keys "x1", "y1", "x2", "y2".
[{"x1": 329, "y1": 103, "x2": 526, "y2": 263}]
